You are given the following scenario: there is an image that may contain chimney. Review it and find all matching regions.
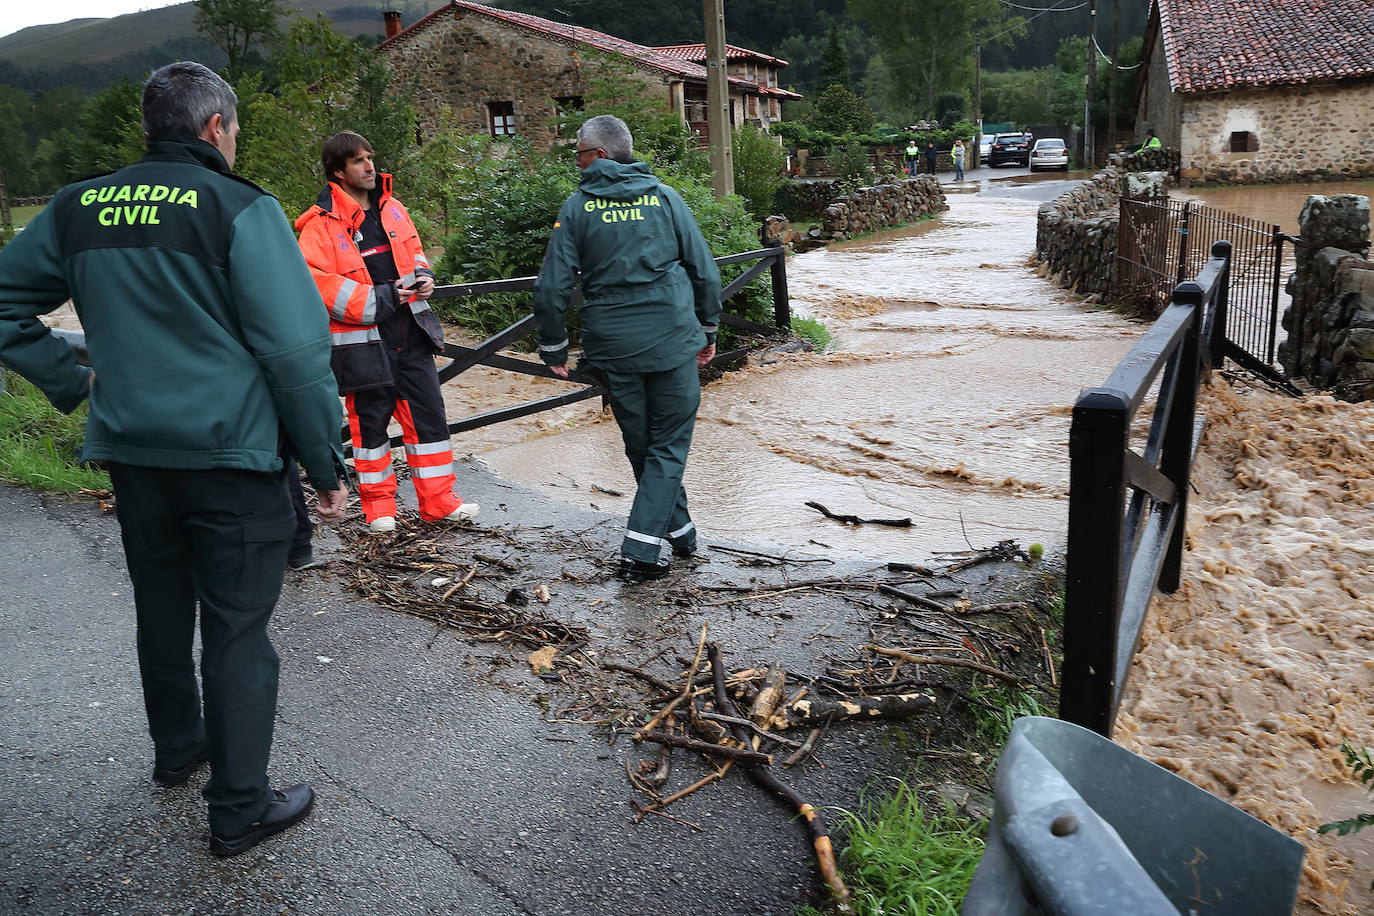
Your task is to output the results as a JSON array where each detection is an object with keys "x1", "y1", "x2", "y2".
[{"x1": 383, "y1": 10, "x2": 403, "y2": 39}]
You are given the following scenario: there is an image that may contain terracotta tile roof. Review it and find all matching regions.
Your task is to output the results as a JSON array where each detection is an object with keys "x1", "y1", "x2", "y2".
[
  {"x1": 652, "y1": 43, "x2": 790, "y2": 68},
  {"x1": 377, "y1": 1, "x2": 767, "y2": 93},
  {"x1": 1156, "y1": 0, "x2": 1374, "y2": 93}
]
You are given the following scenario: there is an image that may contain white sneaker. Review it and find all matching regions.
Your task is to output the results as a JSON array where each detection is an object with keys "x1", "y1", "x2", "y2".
[
  {"x1": 444, "y1": 503, "x2": 480, "y2": 523},
  {"x1": 368, "y1": 516, "x2": 396, "y2": 534}
]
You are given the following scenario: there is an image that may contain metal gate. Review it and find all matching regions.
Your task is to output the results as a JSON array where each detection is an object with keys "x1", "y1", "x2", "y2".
[{"x1": 1118, "y1": 197, "x2": 1289, "y2": 387}]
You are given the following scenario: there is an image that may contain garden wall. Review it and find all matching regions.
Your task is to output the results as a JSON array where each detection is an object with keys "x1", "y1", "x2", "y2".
[
  {"x1": 819, "y1": 177, "x2": 947, "y2": 240},
  {"x1": 1278, "y1": 194, "x2": 1374, "y2": 400}
]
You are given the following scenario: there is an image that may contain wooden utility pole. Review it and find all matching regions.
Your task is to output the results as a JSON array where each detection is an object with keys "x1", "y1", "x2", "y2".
[
  {"x1": 973, "y1": 38, "x2": 982, "y2": 167},
  {"x1": 1108, "y1": 0, "x2": 1119, "y2": 154},
  {"x1": 1083, "y1": 0, "x2": 1097, "y2": 169},
  {"x1": 703, "y1": 0, "x2": 734, "y2": 197},
  {"x1": 0, "y1": 162, "x2": 11, "y2": 230}
]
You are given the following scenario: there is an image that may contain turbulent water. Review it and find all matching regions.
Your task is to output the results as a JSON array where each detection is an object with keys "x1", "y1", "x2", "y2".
[
  {"x1": 1117, "y1": 382, "x2": 1374, "y2": 916},
  {"x1": 469, "y1": 191, "x2": 1143, "y2": 562}
]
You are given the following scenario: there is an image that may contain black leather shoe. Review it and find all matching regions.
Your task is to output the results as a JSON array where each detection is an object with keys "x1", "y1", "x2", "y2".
[
  {"x1": 618, "y1": 558, "x2": 671, "y2": 582},
  {"x1": 209, "y1": 784, "x2": 315, "y2": 857},
  {"x1": 152, "y1": 745, "x2": 209, "y2": 787},
  {"x1": 671, "y1": 541, "x2": 698, "y2": 559}
]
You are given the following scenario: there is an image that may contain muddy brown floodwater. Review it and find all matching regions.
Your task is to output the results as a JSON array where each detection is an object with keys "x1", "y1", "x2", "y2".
[
  {"x1": 470, "y1": 191, "x2": 1144, "y2": 562},
  {"x1": 1117, "y1": 381, "x2": 1374, "y2": 916}
]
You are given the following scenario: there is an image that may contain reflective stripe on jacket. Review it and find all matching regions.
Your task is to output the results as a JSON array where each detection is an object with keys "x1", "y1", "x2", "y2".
[{"x1": 294, "y1": 175, "x2": 443, "y2": 392}]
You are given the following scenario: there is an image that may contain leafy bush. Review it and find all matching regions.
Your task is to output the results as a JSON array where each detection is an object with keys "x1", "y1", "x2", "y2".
[
  {"x1": 731, "y1": 123, "x2": 787, "y2": 219},
  {"x1": 805, "y1": 84, "x2": 877, "y2": 135},
  {"x1": 791, "y1": 315, "x2": 831, "y2": 352}
]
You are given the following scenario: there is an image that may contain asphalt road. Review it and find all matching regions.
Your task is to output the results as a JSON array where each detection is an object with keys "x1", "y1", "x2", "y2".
[{"x1": 1, "y1": 465, "x2": 1015, "y2": 916}]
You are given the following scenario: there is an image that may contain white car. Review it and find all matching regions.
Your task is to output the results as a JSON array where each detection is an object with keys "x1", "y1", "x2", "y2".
[
  {"x1": 979, "y1": 135, "x2": 992, "y2": 160},
  {"x1": 1030, "y1": 138, "x2": 1069, "y2": 171}
]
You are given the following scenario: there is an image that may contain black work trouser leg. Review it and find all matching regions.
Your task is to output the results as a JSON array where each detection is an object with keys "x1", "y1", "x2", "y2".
[{"x1": 109, "y1": 464, "x2": 295, "y2": 836}]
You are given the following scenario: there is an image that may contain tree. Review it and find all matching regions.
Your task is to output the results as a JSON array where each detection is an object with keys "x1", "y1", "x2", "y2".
[
  {"x1": 195, "y1": 0, "x2": 284, "y2": 81},
  {"x1": 818, "y1": 26, "x2": 849, "y2": 91},
  {"x1": 805, "y1": 84, "x2": 876, "y2": 135},
  {"x1": 848, "y1": 0, "x2": 1023, "y2": 120}
]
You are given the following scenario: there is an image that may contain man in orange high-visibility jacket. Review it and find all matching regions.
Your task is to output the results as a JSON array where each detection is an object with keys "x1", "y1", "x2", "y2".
[{"x1": 295, "y1": 131, "x2": 477, "y2": 533}]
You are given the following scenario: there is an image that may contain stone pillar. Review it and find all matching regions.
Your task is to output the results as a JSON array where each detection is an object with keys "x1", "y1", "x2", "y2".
[{"x1": 1278, "y1": 194, "x2": 1372, "y2": 396}]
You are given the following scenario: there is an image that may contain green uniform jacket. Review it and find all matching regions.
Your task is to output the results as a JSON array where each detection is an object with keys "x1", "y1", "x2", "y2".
[
  {"x1": 0, "y1": 136, "x2": 345, "y2": 489},
  {"x1": 533, "y1": 159, "x2": 722, "y2": 372}
]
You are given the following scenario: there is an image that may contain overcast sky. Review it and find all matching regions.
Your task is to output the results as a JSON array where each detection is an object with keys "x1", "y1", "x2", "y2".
[{"x1": 0, "y1": 0, "x2": 188, "y2": 40}]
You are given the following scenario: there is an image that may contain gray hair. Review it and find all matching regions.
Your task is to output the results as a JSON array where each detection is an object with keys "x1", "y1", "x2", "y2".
[
  {"x1": 142, "y1": 62, "x2": 238, "y2": 138},
  {"x1": 578, "y1": 115, "x2": 633, "y2": 161}
]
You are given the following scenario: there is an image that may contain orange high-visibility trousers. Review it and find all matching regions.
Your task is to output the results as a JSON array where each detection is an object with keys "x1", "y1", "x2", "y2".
[{"x1": 344, "y1": 344, "x2": 461, "y2": 523}]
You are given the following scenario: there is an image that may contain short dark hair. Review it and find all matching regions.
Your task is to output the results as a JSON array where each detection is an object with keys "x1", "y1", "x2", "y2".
[
  {"x1": 142, "y1": 62, "x2": 237, "y2": 138},
  {"x1": 322, "y1": 131, "x2": 373, "y2": 183}
]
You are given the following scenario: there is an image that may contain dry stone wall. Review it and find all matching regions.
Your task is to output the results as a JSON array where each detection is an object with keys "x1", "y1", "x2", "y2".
[
  {"x1": 1278, "y1": 194, "x2": 1374, "y2": 400},
  {"x1": 818, "y1": 177, "x2": 947, "y2": 240}
]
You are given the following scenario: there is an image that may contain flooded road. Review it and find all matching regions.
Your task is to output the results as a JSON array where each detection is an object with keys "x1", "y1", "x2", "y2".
[{"x1": 470, "y1": 183, "x2": 1144, "y2": 561}]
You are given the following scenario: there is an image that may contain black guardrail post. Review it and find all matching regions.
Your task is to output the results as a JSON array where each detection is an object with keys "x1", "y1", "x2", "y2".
[
  {"x1": 765, "y1": 238, "x2": 790, "y2": 331},
  {"x1": 1158, "y1": 285, "x2": 1201, "y2": 594},
  {"x1": 1060, "y1": 387, "x2": 1131, "y2": 735}
]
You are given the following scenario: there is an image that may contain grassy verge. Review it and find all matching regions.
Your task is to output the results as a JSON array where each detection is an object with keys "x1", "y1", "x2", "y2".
[
  {"x1": 800, "y1": 780, "x2": 986, "y2": 916},
  {"x1": 791, "y1": 315, "x2": 832, "y2": 352},
  {"x1": 11, "y1": 204, "x2": 45, "y2": 228},
  {"x1": 0, "y1": 371, "x2": 108, "y2": 493}
]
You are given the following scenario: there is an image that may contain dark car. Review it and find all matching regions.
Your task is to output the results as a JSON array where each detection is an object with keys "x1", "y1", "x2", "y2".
[{"x1": 988, "y1": 132, "x2": 1031, "y2": 167}]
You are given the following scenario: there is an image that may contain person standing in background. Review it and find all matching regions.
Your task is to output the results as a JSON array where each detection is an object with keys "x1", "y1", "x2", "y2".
[{"x1": 952, "y1": 139, "x2": 966, "y2": 181}]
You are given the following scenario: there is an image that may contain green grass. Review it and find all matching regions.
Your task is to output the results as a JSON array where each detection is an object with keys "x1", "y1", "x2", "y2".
[
  {"x1": 791, "y1": 315, "x2": 832, "y2": 352},
  {"x1": 969, "y1": 683, "x2": 1048, "y2": 749},
  {"x1": 800, "y1": 780, "x2": 986, "y2": 916},
  {"x1": 10, "y1": 205, "x2": 45, "y2": 228},
  {"x1": 0, "y1": 371, "x2": 108, "y2": 493}
]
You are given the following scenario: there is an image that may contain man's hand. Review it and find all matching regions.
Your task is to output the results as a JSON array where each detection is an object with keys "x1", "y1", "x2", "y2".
[
  {"x1": 314, "y1": 483, "x2": 348, "y2": 523},
  {"x1": 549, "y1": 364, "x2": 570, "y2": 379},
  {"x1": 696, "y1": 343, "x2": 716, "y2": 367},
  {"x1": 398, "y1": 277, "x2": 436, "y2": 301}
]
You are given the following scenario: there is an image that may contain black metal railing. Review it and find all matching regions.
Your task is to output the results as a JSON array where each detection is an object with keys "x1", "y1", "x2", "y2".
[
  {"x1": 383, "y1": 242, "x2": 791, "y2": 446},
  {"x1": 1118, "y1": 197, "x2": 1286, "y2": 385},
  {"x1": 1059, "y1": 240, "x2": 1233, "y2": 736}
]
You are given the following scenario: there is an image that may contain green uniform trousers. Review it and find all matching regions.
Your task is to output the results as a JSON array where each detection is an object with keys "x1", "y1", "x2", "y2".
[
  {"x1": 108, "y1": 463, "x2": 295, "y2": 836},
  {"x1": 602, "y1": 357, "x2": 701, "y2": 563}
]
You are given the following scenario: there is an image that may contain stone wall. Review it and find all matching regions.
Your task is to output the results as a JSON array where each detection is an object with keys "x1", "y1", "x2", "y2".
[
  {"x1": 1278, "y1": 194, "x2": 1374, "y2": 399},
  {"x1": 1034, "y1": 164, "x2": 1126, "y2": 298},
  {"x1": 774, "y1": 179, "x2": 838, "y2": 219},
  {"x1": 1181, "y1": 82, "x2": 1374, "y2": 183},
  {"x1": 818, "y1": 177, "x2": 947, "y2": 239}
]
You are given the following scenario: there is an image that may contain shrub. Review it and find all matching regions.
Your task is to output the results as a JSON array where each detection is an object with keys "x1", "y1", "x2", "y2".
[{"x1": 731, "y1": 124, "x2": 788, "y2": 219}]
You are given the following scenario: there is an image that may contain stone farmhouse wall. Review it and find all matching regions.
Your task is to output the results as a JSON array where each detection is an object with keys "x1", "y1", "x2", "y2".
[
  {"x1": 1181, "y1": 82, "x2": 1374, "y2": 183},
  {"x1": 382, "y1": 11, "x2": 670, "y2": 147},
  {"x1": 1278, "y1": 194, "x2": 1374, "y2": 400},
  {"x1": 819, "y1": 177, "x2": 947, "y2": 240}
]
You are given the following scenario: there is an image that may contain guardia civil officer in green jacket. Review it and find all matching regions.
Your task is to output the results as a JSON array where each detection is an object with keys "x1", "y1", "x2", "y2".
[
  {"x1": 534, "y1": 114, "x2": 722, "y2": 582},
  {"x1": 0, "y1": 62, "x2": 349, "y2": 857}
]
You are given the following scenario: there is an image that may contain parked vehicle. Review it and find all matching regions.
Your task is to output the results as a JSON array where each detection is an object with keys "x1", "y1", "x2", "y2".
[
  {"x1": 979, "y1": 134, "x2": 992, "y2": 161},
  {"x1": 988, "y1": 133, "x2": 1030, "y2": 167},
  {"x1": 1029, "y1": 138, "x2": 1070, "y2": 171}
]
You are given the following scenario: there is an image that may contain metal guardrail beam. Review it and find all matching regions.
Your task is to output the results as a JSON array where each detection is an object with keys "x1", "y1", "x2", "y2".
[{"x1": 1059, "y1": 241, "x2": 1230, "y2": 736}]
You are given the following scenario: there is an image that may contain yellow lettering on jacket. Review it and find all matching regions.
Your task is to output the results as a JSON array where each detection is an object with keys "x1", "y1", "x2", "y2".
[
  {"x1": 97, "y1": 205, "x2": 160, "y2": 226},
  {"x1": 584, "y1": 196, "x2": 663, "y2": 213},
  {"x1": 600, "y1": 209, "x2": 644, "y2": 223},
  {"x1": 80, "y1": 182, "x2": 193, "y2": 229}
]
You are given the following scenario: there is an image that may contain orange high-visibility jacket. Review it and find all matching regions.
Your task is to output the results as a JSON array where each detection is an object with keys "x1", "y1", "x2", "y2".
[{"x1": 294, "y1": 175, "x2": 443, "y2": 392}]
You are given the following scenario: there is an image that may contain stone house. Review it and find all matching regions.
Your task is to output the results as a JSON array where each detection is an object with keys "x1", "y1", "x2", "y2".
[
  {"x1": 1135, "y1": 0, "x2": 1374, "y2": 182},
  {"x1": 376, "y1": 2, "x2": 799, "y2": 149}
]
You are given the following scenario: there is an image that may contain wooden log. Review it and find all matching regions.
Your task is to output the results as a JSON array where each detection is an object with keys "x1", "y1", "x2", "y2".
[
  {"x1": 637, "y1": 730, "x2": 772, "y2": 766},
  {"x1": 788, "y1": 692, "x2": 935, "y2": 724}
]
